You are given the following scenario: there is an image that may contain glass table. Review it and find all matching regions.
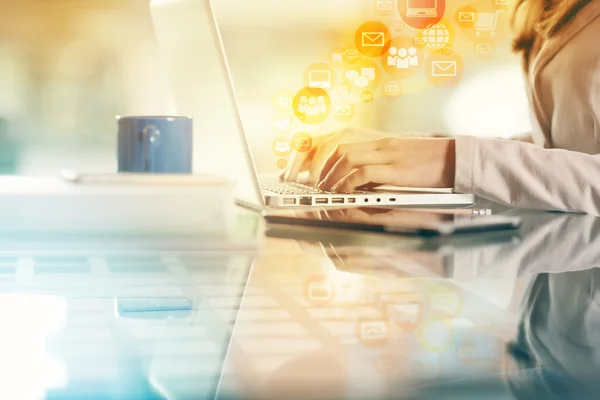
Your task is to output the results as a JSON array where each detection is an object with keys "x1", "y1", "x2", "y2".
[{"x1": 0, "y1": 207, "x2": 597, "y2": 399}]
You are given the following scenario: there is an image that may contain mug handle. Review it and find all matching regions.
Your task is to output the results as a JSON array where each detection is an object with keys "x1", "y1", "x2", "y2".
[{"x1": 142, "y1": 125, "x2": 161, "y2": 172}]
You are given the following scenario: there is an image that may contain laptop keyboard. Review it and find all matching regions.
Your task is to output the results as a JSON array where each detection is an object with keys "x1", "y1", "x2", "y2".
[
  {"x1": 261, "y1": 181, "x2": 370, "y2": 196},
  {"x1": 261, "y1": 182, "x2": 330, "y2": 195}
]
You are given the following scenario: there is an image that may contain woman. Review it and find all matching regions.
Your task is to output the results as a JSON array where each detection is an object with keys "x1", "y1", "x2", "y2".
[{"x1": 283, "y1": 0, "x2": 600, "y2": 215}]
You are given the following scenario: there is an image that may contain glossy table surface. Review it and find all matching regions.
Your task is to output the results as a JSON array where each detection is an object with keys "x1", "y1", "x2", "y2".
[{"x1": 0, "y1": 206, "x2": 598, "y2": 400}]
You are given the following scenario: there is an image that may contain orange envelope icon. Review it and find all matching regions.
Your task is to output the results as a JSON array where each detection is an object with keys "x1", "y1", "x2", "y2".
[
  {"x1": 294, "y1": 138, "x2": 310, "y2": 147},
  {"x1": 476, "y1": 43, "x2": 492, "y2": 54},
  {"x1": 335, "y1": 106, "x2": 352, "y2": 116},
  {"x1": 432, "y1": 61, "x2": 457, "y2": 77},
  {"x1": 414, "y1": 37, "x2": 425, "y2": 45},
  {"x1": 362, "y1": 32, "x2": 385, "y2": 47},
  {"x1": 344, "y1": 49, "x2": 359, "y2": 59},
  {"x1": 377, "y1": 0, "x2": 392, "y2": 10},
  {"x1": 459, "y1": 12, "x2": 475, "y2": 22}
]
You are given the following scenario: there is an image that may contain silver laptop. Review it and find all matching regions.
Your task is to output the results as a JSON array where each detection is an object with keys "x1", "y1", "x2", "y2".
[{"x1": 150, "y1": 0, "x2": 475, "y2": 211}]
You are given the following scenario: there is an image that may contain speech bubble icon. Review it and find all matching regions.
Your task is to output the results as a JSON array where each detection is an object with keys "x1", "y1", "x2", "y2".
[
  {"x1": 345, "y1": 70, "x2": 360, "y2": 80},
  {"x1": 354, "y1": 75, "x2": 370, "y2": 88},
  {"x1": 361, "y1": 67, "x2": 376, "y2": 81}
]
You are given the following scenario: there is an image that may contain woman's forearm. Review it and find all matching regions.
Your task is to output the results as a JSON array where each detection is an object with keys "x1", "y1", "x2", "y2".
[
  {"x1": 512, "y1": 133, "x2": 534, "y2": 143},
  {"x1": 454, "y1": 135, "x2": 600, "y2": 215}
]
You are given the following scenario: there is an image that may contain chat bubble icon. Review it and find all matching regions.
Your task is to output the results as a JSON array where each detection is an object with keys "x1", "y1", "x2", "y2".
[
  {"x1": 345, "y1": 70, "x2": 360, "y2": 80},
  {"x1": 361, "y1": 67, "x2": 376, "y2": 81},
  {"x1": 354, "y1": 75, "x2": 370, "y2": 88}
]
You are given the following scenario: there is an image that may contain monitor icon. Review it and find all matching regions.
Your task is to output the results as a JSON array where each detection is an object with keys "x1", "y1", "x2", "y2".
[
  {"x1": 308, "y1": 70, "x2": 332, "y2": 88},
  {"x1": 406, "y1": 0, "x2": 438, "y2": 17}
]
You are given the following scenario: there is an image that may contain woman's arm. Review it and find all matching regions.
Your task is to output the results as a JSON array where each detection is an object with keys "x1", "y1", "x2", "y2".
[
  {"x1": 455, "y1": 136, "x2": 600, "y2": 215},
  {"x1": 511, "y1": 133, "x2": 534, "y2": 143},
  {"x1": 315, "y1": 135, "x2": 600, "y2": 215}
]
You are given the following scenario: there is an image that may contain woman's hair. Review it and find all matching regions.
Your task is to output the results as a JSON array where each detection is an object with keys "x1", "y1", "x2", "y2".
[{"x1": 512, "y1": 0, "x2": 592, "y2": 66}]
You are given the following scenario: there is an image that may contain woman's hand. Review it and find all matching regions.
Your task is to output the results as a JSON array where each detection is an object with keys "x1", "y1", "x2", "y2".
[
  {"x1": 281, "y1": 128, "x2": 387, "y2": 185},
  {"x1": 281, "y1": 128, "x2": 449, "y2": 186},
  {"x1": 316, "y1": 137, "x2": 456, "y2": 193}
]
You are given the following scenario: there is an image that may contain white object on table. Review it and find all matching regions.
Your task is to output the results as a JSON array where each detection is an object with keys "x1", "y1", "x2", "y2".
[{"x1": 0, "y1": 175, "x2": 236, "y2": 235}]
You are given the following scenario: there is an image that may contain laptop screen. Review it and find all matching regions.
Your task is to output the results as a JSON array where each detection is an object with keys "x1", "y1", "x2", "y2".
[
  {"x1": 151, "y1": 0, "x2": 265, "y2": 210},
  {"x1": 408, "y1": 0, "x2": 437, "y2": 9}
]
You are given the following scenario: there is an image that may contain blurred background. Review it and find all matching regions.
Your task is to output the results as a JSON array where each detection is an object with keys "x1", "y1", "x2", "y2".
[{"x1": 0, "y1": 0, "x2": 531, "y2": 177}]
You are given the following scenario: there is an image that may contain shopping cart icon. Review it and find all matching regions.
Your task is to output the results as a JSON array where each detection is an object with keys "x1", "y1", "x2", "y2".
[{"x1": 475, "y1": 10, "x2": 503, "y2": 36}]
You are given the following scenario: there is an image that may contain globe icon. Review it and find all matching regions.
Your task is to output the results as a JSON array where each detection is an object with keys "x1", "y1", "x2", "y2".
[{"x1": 423, "y1": 24, "x2": 450, "y2": 49}]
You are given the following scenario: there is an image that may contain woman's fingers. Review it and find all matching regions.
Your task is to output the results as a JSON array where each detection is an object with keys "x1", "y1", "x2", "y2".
[
  {"x1": 282, "y1": 132, "x2": 395, "y2": 185},
  {"x1": 316, "y1": 140, "x2": 384, "y2": 184},
  {"x1": 307, "y1": 143, "x2": 337, "y2": 185},
  {"x1": 332, "y1": 165, "x2": 397, "y2": 193},
  {"x1": 283, "y1": 149, "x2": 314, "y2": 182},
  {"x1": 317, "y1": 150, "x2": 396, "y2": 191}
]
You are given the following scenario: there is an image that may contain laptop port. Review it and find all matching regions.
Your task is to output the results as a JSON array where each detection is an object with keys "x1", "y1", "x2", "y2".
[
  {"x1": 347, "y1": 198, "x2": 356, "y2": 203},
  {"x1": 377, "y1": 198, "x2": 381, "y2": 202},
  {"x1": 390, "y1": 198, "x2": 396, "y2": 202},
  {"x1": 300, "y1": 197, "x2": 312, "y2": 206},
  {"x1": 315, "y1": 198, "x2": 328, "y2": 204},
  {"x1": 332, "y1": 198, "x2": 344, "y2": 204},
  {"x1": 283, "y1": 198, "x2": 297, "y2": 205}
]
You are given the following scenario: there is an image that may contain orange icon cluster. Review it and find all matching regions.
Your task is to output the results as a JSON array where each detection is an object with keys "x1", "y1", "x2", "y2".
[
  {"x1": 302, "y1": 273, "x2": 505, "y2": 375},
  {"x1": 271, "y1": 0, "x2": 512, "y2": 168},
  {"x1": 302, "y1": 273, "x2": 471, "y2": 367}
]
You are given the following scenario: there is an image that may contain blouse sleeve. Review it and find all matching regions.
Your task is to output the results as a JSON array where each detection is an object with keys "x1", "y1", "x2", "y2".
[{"x1": 454, "y1": 135, "x2": 600, "y2": 215}]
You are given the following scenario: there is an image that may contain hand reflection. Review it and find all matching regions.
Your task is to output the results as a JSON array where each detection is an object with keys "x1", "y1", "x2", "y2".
[
  {"x1": 322, "y1": 241, "x2": 446, "y2": 280},
  {"x1": 312, "y1": 208, "x2": 457, "y2": 279},
  {"x1": 317, "y1": 207, "x2": 446, "y2": 226}
]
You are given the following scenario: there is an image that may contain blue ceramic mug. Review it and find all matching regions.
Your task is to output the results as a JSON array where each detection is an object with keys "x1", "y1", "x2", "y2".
[{"x1": 117, "y1": 116, "x2": 193, "y2": 173}]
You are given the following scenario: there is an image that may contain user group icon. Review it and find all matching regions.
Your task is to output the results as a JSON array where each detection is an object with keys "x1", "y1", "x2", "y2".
[
  {"x1": 292, "y1": 87, "x2": 331, "y2": 125},
  {"x1": 272, "y1": 138, "x2": 292, "y2": 157},
  {"x1": 381, "y1": 36, "x2": 423, "y2": 79}
]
